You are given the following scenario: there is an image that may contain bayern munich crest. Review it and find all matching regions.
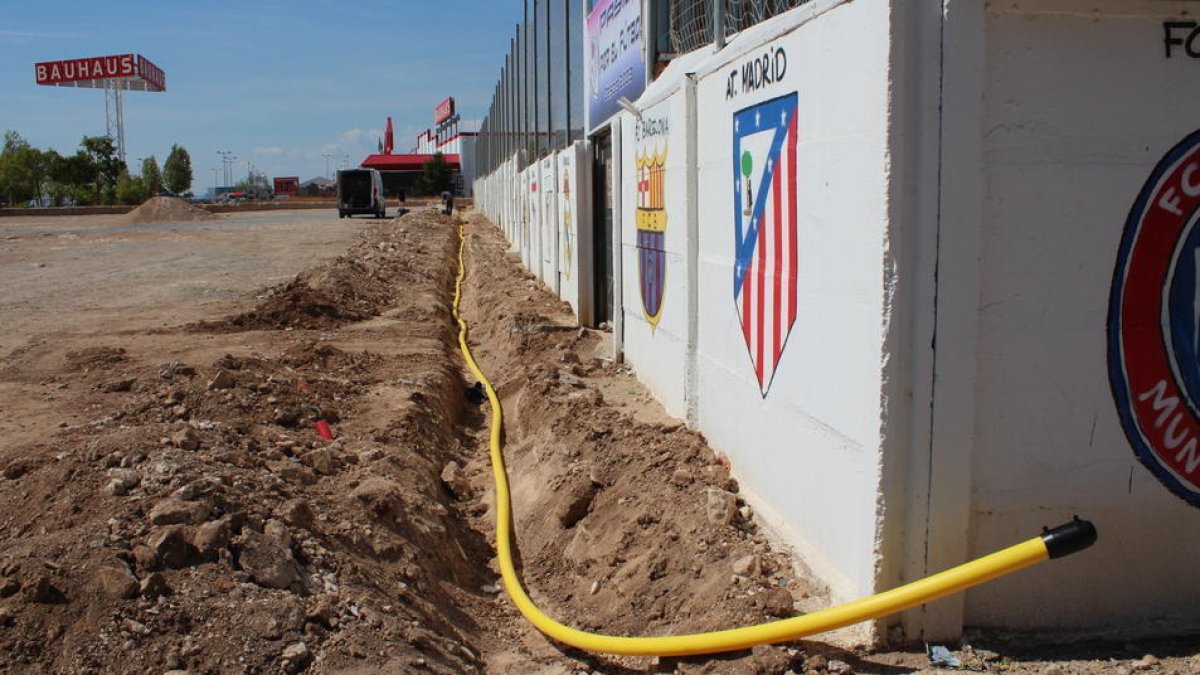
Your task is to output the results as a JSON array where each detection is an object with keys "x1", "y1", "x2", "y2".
[
  {"x1": 1109, "y1": 128, "x2": 1200, "y2": 507},
  {"x1": 733, "y1": 93, "x2": 798, "y2": 397},
  {"x1": 636, "y1": 148, "x2": 667, "y2": 329}
]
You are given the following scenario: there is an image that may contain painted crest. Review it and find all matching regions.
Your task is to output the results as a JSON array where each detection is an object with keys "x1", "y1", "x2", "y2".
[
  {"x1": 525, "y1": 175, "x2": 537, "y2": 248},
  {"x1": 636, "y1": 147, "x2": 667, "y2": 328},
  {"x1": 1109, "y1": 128, "x2": 1200, "y2": 507},
  {"x1": 732, "y1": 92, "x2": 798, "y2": 397},
  {"x1": 562, "y1": 170, "x2": 574, "y2": 281}
]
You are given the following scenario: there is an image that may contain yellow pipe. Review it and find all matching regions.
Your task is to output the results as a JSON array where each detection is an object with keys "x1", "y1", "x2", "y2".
[{"x1": 451, "y1": 222, "x2": 1095, "y2": 657}]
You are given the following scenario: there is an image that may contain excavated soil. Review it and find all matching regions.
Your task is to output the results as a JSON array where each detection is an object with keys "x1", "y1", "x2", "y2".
[
  {"x1": 1, "y1": 208, "x2": 1199, "y2": 674},
  {"x1": 118, "y1": 197, "x2": 219, "y2": 225}
]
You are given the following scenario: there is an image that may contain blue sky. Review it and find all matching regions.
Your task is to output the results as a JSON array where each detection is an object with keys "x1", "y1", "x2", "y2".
[{"x1": 0, "y1": 1, "x2": 519, "y2": 191}]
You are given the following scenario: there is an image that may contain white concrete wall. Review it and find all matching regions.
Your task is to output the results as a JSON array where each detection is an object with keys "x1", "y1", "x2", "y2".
[
  {"x1": 963, "y1": 0, "x2": 1200, "y2": 634},
  {"x1": 540, "y1": 156, "x2": 560, "y2": 293},
  {"x1": 523, "y1": 166, "x2": 541, "y2": 274},
  {"x1": 558, "y1": 143, "x2": 589, "y2": 316},
  {"x1": 690, "y1": 0, "x2": 893, "y2": 602},
  {"x1": 619, "y1": 93, "x2": 691, "y2": 418},
  {"x1": 471, "y1": 0, "x2": 1200, "y2": 641}
]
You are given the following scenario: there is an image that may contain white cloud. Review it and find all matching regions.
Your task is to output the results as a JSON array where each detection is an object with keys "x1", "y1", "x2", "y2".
[{"x1": 339, "y1": 128, "x2": 382, "y2": 145}]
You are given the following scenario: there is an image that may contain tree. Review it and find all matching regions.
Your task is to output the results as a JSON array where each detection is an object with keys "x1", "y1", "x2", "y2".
[
  {"x1": 115, "y1": 169, "x2": 148, "y2": 205},
  {"x1": 0, "y1": 131, "x2": 50, "y2": 206},
  {"x1": 234, "y1": 170, "x2": 271, "y2": 199},
  {"x1": 163, "y1": 144, "x2": 193, "y2": 195},
  {"x1": 81, "y1": 136, "x2": 123, "y2": 204},
  {"x1": 416, "y1": 152, "x2": 453, "y2": 196},
  {"x1": 141, "y1": 156, "x2": 163, "y2": 195},
  {"x1": 50, "y1": 149, "x2": 100, "y2": 206}
]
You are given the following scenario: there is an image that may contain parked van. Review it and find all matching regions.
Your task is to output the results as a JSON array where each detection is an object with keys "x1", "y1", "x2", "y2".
[{"x1": 336, "y1": 168, "x2": 386, "y2": 218}]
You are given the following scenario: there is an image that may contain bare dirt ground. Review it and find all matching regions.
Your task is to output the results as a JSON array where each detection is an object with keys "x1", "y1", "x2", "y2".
[{"x1": 0, "y1": 205, "x2": 1198, "y2": 674}]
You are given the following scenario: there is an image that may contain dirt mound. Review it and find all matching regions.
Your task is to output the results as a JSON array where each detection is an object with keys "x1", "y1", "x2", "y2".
[
  {"x1": 200, "y1": 211, "x2": 452, "y2": 331},
  {"x1": 117, "y1": 196, "x2": 218, "y2": 225}
]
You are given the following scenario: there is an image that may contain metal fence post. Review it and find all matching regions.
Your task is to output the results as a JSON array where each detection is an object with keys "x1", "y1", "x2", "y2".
[{"x1": 713, "y1": 0, "x2": 725, "y2": 49}]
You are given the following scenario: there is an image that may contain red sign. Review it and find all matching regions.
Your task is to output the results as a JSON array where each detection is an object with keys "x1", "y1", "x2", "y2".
[
  {"x1": 273, "y1": 177, "x2": 300, "y2": 196},
  {"x1": 34, "y1": 53, "x2": 165, "y2": 92},
  {"x1": 137, "y1": 55, "x2": 166, "y2": 92},
  {"x1": 36, "y1": 54, "x2": 136, "y2": 85},
  {"x1": 435, "y1": 96, "x2": 456, "y2": 124}
]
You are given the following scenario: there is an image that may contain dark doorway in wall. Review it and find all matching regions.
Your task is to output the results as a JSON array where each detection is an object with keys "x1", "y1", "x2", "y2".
[{"x1": 591, "y1": 132, "x2": 614, "y2": 326}]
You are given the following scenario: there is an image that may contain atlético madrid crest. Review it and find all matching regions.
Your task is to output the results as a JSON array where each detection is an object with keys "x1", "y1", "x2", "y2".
[
  {"x1": 733, "y1": 93, "x2": 798, "y2": 397},
  {"x1": 1109, "y1": 128, "x2": 1200, "y2": 507},
  {"x1": 636, "y1": 148, "x2": 667, "y2": 328}
]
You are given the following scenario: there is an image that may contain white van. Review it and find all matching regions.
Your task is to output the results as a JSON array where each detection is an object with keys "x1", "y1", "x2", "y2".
[{"x1": 336, "y1": 168, "x2": 386, "y2": 218}]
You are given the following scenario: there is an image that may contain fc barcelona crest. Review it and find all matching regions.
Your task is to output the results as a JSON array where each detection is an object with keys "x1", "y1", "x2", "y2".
[
  {"x1": 733, "y1": 92, "x2": 799, "y2": 397},
  {"x1": 637, "y1": 147, "x2": 667, "y2": 329}
]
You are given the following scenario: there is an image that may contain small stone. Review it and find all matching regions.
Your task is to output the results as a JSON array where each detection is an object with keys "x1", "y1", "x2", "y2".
[
  {"x1": 590, "y1": 580, "x2": 600, "y2": 595},
  {"x1": 281, "y1": 641, "x2": 312, "y2": 672},
  {"x1": 149, "y1": 498, "x2": 209, "y2": 526},
  {"x1": 170, "y1": 427, "x2": 200, "y2": 451},
  {"x1": 192, "y1": 518, "x2": 232, "y2": 559},
  {"x1": 0, "y1": 577, "x2": 18, "y2": 598},
  {"x1": 264, "y1": 518, "x2": 292, "y2": 549},
  {"x1": 238, "y1": 530, "x2": 301, "y2": 590},
  {"x1": 93, "y1": 565, "x2": 138, "y2": 600},
  {"x1": 732, "y1": 554, "x2": 759, "y2": 577},
  {"x1": 130, "y1": 544, "x2": 157, "y2": 571},
  {"x1": 110, "y1": 468, "x2": 140, "y2": 489},
  {"x1": 279, "y1": 499, "x2": 314, "y2": 530},
  {"x1": 208, "y1": 369, "x2": 237, "y2": 390},
  {"x1": 122, "y1": 618, "x2": 149, "y2": 635},
  {"x1": 705, "y1": 488, "x2": 738, "y2": 525},
  {"x1": 299, "y1": 448, "x2": 336, "y2": 475},
  {"x1": 804, "y1": 654, "x2": 828, "y2": 671},
  {"x1": 2, "y1": 458, "x2": 36, "y2": 481},
  {"x1": 441, "y1": 461, "x2": 471, "y2": 498},
  {"x1": 828, "y1": 658, "x2": 854, "y2": 674},
  {"x1": 1132, "y1": 655, "x2": 1159, "y2": 670},
  {"x1": 757, "y1": 587, "x2": 794, "y2": 617},
  {"x1": 148, "y1": 526, "x2": 194, "y2": 569},
  {"x1": 0, "y1": 607, "x2": 13, "y2": 627},
  {"x1": 278, "y1": 466, "x2": 317, "y2": 486},
  {"x1": 139, "y1": 572, "x2": 172, "y2": 599},
  {"x1": 23, "y1": 575, "x2": 65, "y2": 604},
  {"x1": 173, "y1": 477, "x2": 219, "y2": 501},
  {"x1": 104, "y1": 480, "x2": 128, "y2": 496},
  {"x1": 100, "y1": 378, "x2": 135, "y2": 393}
]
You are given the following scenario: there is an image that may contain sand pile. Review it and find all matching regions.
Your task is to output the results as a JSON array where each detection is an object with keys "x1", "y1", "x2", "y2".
[{"x1": 118, "y1": 196, "x2": 218, "y2": 224}]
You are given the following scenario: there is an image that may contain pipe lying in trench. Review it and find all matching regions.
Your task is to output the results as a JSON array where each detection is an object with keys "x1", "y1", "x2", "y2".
[{"x1": 451, "y1": 222, "x2": 1097, "y2": 657}]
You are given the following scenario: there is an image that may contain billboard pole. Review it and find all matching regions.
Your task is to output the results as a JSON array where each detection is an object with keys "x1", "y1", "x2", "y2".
[{"x1": 104, "y1": 80, "x2": 126, "y2": 164}]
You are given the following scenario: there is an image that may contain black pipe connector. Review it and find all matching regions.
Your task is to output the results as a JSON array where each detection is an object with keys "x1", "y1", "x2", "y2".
[{"x1": 1040, "y1": 516, "x2": 1098, "y2": 559}]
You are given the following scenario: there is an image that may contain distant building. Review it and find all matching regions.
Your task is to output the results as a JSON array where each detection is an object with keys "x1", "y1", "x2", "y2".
[{"x1": 359, "y1": 98, "x2": 478, "y2": 196}]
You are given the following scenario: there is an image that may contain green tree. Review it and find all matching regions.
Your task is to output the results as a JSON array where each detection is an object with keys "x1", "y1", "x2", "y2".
[
  {"x1": 416, "y1": 152, "x2": 453, "y2": 196},
  {"x1": 141, "y1": 156, "x2": 163, "y2": 195},
  {"x1": 80, "y1": 135, "x2": 124, "y2": 204},
  {"x1": 49, "y1": 149, "x2": 100, "y2": 206},
  {"x1": 0, "y1": 131, "x2": 51, "y2": 206},
  {"x1": 234, "y1": 170, "x2": 271, "y2": 199},
  {"x1": 115, "y1": 169, "x2": 148, "y2": 205},
  {"x1": 163, "y1": 144, "x2": 193, "y2": 194}
]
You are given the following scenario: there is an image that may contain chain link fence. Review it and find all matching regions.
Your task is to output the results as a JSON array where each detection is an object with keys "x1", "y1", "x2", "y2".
[{"x1": 669, "y1": 0, "x2": 811, "y2": 55}]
